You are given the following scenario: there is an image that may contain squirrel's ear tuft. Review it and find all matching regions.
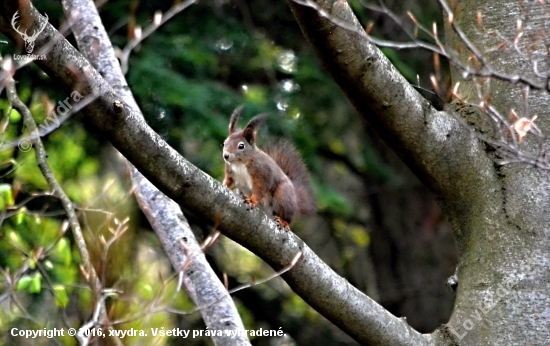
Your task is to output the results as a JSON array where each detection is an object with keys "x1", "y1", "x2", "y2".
[
  {"x1": 229, "y1": 105, "x2": 245, "y2": 134},
  {"x1": 243, "y1": 114, "x2": 267, "y2": 145}
]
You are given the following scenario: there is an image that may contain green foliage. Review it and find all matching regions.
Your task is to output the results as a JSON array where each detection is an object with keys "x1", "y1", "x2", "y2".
[
  {"x1": 0, "y1": 184, "x2": 14, "y2": 210},
  {"x1": 50, "y1": 238, "x2": 72, "y2": 267},
  {"x1": 382, "y1": 48, "x2": 417, "y2": 82},
  {"x1": 0, "y1": 0, "x2": 440, "y2": 343},
  {"x1": 20, "y1": 272, "x2": 42, "y2": 293},
  {"x1": 16, "y1": 273, "x2": 35, "y2": 292},
  {"x1": 282, "y1": 294, "x2": 319, "y2": 321},
  {"x1": 53, "y1": 285, "x2": 69, "y2": 308},
  {"x1": 316, "y1": 184, "x2": 353, "y2": 217}
]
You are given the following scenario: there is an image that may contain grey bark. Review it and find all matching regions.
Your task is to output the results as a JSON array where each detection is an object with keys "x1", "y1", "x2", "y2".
[
  {"x1": 287, "y1": 0, "x2": 550, "y2": 344},
  {"x1": 442, "y1": 0, "x2": 550, "y2": 344},
  {"x1": 132, "y1": 167, "x2": 251, "y2": 345},
  {"x1": 0, "y1": 2, "x2": 433, "y2": 346},
  {"x1": 57, "y1": 1, "x2": 250, "y2": 344},
  {"x1": 5, "y1": 0, "x2": 548, "y2": 344}
]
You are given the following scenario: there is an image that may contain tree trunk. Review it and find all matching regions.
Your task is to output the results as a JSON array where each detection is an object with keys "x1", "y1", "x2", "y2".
[
  {"x1": 288, "y1": 0, "x2": 550, "y2": 344},
  {"x1": 443, "y1": 0, "x2": 550, "y2": 344},
  {"x1": 2, "y1": 0, "x2": 549, "y2": 344}
]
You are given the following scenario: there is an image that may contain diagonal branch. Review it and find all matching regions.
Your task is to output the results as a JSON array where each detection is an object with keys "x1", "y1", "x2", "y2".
[
  {"x1": 131, "y1": 167, "x2": 251, "y2": 345},
  {"x1": 1, "y1": 2, "x2": 433, "y2": 345},
  {"x1": 286, "y1": 0, "x2": 503, "y2": 238},
  {"x1": 60, "y1": 0, "x2": 250, "y2": 344}
]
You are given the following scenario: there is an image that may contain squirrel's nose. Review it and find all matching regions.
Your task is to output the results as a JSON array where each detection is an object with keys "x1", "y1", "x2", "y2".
[{"x1": 223, "y1": 153, "x2": 229, "y2": 161}]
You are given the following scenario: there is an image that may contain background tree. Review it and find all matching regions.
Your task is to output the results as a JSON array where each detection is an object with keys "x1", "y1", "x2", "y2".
[
  {"x1": 1, "y1": 0, "x2": 547, "y2": 345},
  {"x1": 288, "y1": 0, "x2": 550, "y2": 344}
]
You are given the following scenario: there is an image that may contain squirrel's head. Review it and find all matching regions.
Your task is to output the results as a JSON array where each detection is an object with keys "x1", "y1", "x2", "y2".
[{"x1": 223, "y1": 106, "x2": 267, "y2": 163}]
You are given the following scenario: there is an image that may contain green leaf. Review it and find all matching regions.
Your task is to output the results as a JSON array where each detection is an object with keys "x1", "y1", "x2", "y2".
[
  {"x1": 0, "y1": 184, "x2": 14, "y2": 210},
  {"x1": 53, "y1": 285, "x2": 69, "y2": 308},
  {"x1": 8, "y1": 230, "x2": 30, "y2": 251},
  {"x1": 243, "y1": 86, "x2": 267, "y2": 105},
  {"x1": 28, "y1": 272, "x2": 42, "y2": 294},
  {"x1": 28, "y1": 256, "x2": 36, "y2": 270},
  {"x1": 15, "y1": 207, "x2": 26, "y2": 225},
  {"x1": 9, "y1": 109, "x2": 21, "y2": 122},
  {"x1": 50, "y1": 238, "x2": 72, "y2": 266},
  {"x1": 316, "y1": 185, "x2": 352, "y2": 216},
  {"x1": 16, "y1": 275, "x2": 33, "y2": 291},
  {"x1": 328, "y1": 139, "x2": 346, "y2": 155},
  {"x1": 44, "y1": 260, "x2": 54, "y2": 270},
  {"x1": 349, "y1": 225, "x2": 370, "y2": 247},
  {"x1": 138, "y1": 284, "x2": 154, "y2": 300}
]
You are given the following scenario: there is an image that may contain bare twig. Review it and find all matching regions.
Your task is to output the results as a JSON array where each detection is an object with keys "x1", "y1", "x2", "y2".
[
  {"x1": 99, "y1": 217, "x2": 129, "y2": 287},
  {"x1": 291, "y1": 0, "x2": 550, "y2": 170},
  {"x1": 0, "y1": 92, "x2": 100, "y2": 152},
  {"x1": 76, "y1": 289, "x2": 121, "y2": 346},
  {"x1": 61, "y1": 0, "x2": 249, "y2": 344},
  {"x1": 119, "y1": 0, "x2": 197, "y2": 74},
  {"x1": 5, "y1": 79, "x2": 112, "y2": 340},
  {"x1": 107, "y1": 249, "x2": 304, "y2": 326},
  {"x1": 132, "y1": 168, "x2": 251, "y2": 345},
  {"x1": 0, "y1": 3, "x2": 435, "y2": 345}
]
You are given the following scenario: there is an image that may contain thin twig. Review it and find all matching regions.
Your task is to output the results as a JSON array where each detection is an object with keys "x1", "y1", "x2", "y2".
[
  {"x1": 292, "y1": 0, "x2": 550, "y2": 169},
  {"x1": 5, "y1": 79, "x2": 110, "y2": 335},
  {"x1": 119, "y1": 0, "x2": 197, "y2": 74}
]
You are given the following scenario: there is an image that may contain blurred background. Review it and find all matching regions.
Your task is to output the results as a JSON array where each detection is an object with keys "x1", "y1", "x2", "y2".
[{"x1": 0, "y1": 0, "x2": 457, "y2": 345}]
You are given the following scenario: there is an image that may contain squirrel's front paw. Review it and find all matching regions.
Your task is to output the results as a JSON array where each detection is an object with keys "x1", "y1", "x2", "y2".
[
  {"x1": 274, "y1": 216, "x2": 290, "y2": 231},
  {"x1": 243, "y1": 196, "x2": 256, "y2": 210}
]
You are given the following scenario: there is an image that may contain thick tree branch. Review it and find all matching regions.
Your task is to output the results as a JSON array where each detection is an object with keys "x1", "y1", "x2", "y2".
[
  {"x1": 132, "y1": 167, "x2": 251, "y2": 345},
  {"x1": 59, "y1": 0, "x2": 249, "y2": 343},
  {"x1": 286, "y1": 0, "x2": 504, "y2": 251},
  {"x1": 0, "y1": 3, "x2": 437, "y2": 345}
]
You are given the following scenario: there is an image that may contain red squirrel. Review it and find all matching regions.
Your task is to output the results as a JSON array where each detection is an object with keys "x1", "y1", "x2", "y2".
[{"x1": 222, "y1": 106, "x2": 315, "y2": 229}]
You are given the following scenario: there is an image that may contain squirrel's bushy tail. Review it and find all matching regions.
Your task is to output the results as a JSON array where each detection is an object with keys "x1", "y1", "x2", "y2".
[{"x1": 266, "y1": 140, "x2": 315, "y2": 215}]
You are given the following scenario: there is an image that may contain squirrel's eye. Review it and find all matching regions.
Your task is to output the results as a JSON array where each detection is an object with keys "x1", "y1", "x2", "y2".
[{"x1": 238, "y1": 142, "x2": 245, "y2": 150}]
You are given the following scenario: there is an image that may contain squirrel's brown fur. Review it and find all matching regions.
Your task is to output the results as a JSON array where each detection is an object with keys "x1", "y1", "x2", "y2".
[{"x1": 222, "y1": 106, "x2": 314, "y2": 228}]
